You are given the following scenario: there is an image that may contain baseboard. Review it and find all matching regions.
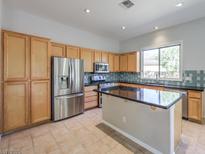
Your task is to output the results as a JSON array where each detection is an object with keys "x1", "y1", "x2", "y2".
[{"x1": 103, "y1": 120, "x2": 164, "y2": 154}]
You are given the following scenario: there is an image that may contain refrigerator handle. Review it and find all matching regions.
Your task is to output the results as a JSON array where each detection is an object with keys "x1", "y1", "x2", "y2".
[
  {"x1": 69, "y1": 62, "x2": 72, "y2": 90},
  {"x1": 55, "y1": 93, "x2": 84, "y2": 99},
  {"x1": 71, "y1": 61, "x2": 73, "y2": 90}
]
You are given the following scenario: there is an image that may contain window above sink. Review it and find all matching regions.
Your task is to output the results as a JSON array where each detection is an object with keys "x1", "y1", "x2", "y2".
[{"x1": 141, "y1": 43, "x2": 182, "y2": 81}]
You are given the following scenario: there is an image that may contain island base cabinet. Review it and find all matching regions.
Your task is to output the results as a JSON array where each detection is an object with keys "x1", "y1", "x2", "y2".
[
  {"x1": 102, "y1": 95, "x2": 182, "y2": 154},
  {"x1": 3, "y1": 82, "x2": 29, "y2": 132},
  {"x1": 31, "y1": 80, "x2": 51, "y2": 124}
]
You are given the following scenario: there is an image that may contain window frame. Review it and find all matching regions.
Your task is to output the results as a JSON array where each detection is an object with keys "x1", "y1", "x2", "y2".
[{"x1": 140, "y1": 42, "x2": 183, "y2": 81}]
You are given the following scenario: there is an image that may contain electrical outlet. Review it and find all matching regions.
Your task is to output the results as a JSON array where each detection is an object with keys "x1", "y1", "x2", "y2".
[{"x1": 122, "y1": 116, "x2": 127, "y2": 123}]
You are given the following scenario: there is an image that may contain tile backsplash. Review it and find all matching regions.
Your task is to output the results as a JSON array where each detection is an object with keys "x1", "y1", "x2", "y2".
[{"x1": 84, "y1": 70, "x2": 205, "y2": 87}]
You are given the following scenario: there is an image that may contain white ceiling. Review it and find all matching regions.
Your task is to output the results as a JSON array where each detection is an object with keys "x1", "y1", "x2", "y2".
[{"x1": 4, "y1": 0, "x2": 205, "y2": 40}]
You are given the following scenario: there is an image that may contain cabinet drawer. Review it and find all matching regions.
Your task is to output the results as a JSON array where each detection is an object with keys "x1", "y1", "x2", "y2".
[
  {"x1": 85, "y1": 86, "x2": 98, "y2": 92},
  {"x1": 85, "y1": 96, "x2": 98, "y2": 103},
  {"x1": 84, "y1": 101, "x2": 98, "y2": 109},
  {"x1": 188, "y1": 91, "x2": 201, "y2": 99},
  {"x1": 85, "y1": 91, "x2": 97, "y2": 97}
]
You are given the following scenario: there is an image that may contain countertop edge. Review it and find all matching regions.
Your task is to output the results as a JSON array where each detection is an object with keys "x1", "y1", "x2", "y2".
[
  {"x1": 85, "y1": 81, "x2": 204, "y2": 91},
  {"x1": 94, "y1": 88, "x2": 183, "y2": 110}
]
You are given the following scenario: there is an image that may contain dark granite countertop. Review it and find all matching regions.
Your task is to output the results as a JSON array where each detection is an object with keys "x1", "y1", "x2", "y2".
[
  {"x1": 94, "y1": 86, "x2": 184, "y2": 109},
  {"x1": 85, "y1": 81, "x2": 204, "y2": 91}
]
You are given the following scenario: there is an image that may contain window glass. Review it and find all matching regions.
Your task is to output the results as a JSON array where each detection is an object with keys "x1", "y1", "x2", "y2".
[
  {"x1": 142, "y1": 44, "x2": 181, "y2": 80},
  {"x1": 143, "y1": 49, "x2": 159, "y2": 79},
  {"x1": 160, "y1": 45, "x2": 180, "y2": 79}
]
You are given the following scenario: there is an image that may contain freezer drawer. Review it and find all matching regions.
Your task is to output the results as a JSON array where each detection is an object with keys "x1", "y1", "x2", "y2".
[{"x1": 52, "y1": 93, "x2": 84, "y2": 121}]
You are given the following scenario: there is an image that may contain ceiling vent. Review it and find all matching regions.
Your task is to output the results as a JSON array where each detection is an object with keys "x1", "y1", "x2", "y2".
[{"x1": 120, "y1": 0, "x2": 135, "y2": 9}]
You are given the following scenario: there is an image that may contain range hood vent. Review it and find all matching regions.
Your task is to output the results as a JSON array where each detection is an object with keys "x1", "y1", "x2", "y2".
[{"x1": 120, "y1": 0, "x2": 135, "y2": 9}]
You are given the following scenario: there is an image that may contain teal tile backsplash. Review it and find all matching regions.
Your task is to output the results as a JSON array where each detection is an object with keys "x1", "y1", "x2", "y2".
[{"x1": 84, "y1": 70, "x2": 205, "y2": 87}]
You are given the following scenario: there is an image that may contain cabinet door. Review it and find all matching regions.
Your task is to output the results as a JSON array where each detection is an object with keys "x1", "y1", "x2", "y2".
[
  {"x1": 51, "y1": 42, "x2": 66, "y2": 57},
  {"x1": 31, "y1": 37, "x2": 50, "y2": 80},
  {"x1": 113, "y1": 55, "x2": 120, "y2": 72},
  {"x1": 4, "y1": 32, "x2": 29, "y2": 81},
  {"x1": 188, "y1": 98, "x2": 202, "y2": 121},
  {"x1": 31, "y1": 80, "x2": 51, "y2": 123},
  {"x1": 108, "y1": 54, "x2": 114, "y2": 72},
  {"x1": 80, "y1": 48, "x2": 94, "y2": 72},
  {"x1": 127, "y1": 53, "x2": 136, "y2": 72},
  {"x1": 120, "y1": 54, "x2": 128, "y2": 72},
  {"x1": 94, "y1": 51, "x2": 102, "y2": 62},
  {"x1": 66, "y1": 46, "x2": 80, "y2": 59},
  {"x1": 4, "y1": 82, "x2": 29, "y2": 131},
  {"x1": 101, "y1": 52, "x2": 109, "y2": 63},
  {"x1": 127, "y1": 52, "x2": 140, "y2": 72}
]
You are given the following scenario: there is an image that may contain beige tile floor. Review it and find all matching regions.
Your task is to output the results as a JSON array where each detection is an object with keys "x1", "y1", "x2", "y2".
[{"x1": 0, "y1": 108, "x2": 205, "y2": 154}]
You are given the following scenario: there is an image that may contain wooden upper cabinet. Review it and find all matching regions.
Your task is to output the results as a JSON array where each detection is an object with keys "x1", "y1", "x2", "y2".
[
  {"x1": 120, "y1": 54, "x2": 128, "y2": 72},
  {"x1": 94, "y1": 51, "x2": 102, "y2": 62},
  {"x1": 108, "y1": 53, "x2": 114, "y2": 72},
  {"x1": 113, "y1": 54, "x2": 120, "y2": 72},
  {"x1": 80, "y1": 48, "x2": 94, "y2": 72},
  {"x1": 66, "y1": 45, "x2": 80, "y2": 59},
  {"x1": 4, "y1": 82, "x2": 29, "y2": 131},
  {"x1": 31, "y1": 80, "x2": 51, "y2": 123},
  {"x1": 51, "y1": 42, "x2": 66, "y2": 57},
  {"x1": 3, "y1": 32, "x2": 30, "y2": 81},
  {"x1": 127, "y1": 52, "x2": 140, "y2": 72},
  {"x1": 101, "y1": 52, "x2": 109, "y2": 63},
  {"x1": 31, "y1": 37, "x2": 50, "y2": 80}
]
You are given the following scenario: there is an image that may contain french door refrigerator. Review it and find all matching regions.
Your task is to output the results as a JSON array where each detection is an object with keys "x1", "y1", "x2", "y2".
[{"x1": 51, "y1": 57, "x2": 84, "y2": 121}]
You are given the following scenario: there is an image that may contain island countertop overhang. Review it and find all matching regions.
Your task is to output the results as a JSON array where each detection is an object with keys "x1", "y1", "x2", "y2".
[{"x1": 94, "y1": 86, "x2": 184, "y2": 109}]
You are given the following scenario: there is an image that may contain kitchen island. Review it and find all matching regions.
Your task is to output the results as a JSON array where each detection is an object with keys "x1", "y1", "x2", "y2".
[{"x1": 95, "y1": 86, "x2": 183, "y2": 154}]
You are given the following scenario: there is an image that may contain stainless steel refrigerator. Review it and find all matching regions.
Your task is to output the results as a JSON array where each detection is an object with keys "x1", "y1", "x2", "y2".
[{"x1": 51, "y1": 57, "x2": 84, "y2": 121}]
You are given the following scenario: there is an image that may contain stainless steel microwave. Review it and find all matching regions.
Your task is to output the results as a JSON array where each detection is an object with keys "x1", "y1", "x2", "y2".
[{"x1": 94, "y1": 63, "x2": 109, "y2": 73}]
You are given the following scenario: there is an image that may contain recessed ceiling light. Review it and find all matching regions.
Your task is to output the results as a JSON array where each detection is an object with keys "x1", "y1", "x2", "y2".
[
  {"x1": 121, "y1": 26, "x2": 126, "y2": 30},
  {"x1": 84, "y1": 9, "x2": 91, "y2": 13},
  {"x1": 154, "y1": 26, "x2": 159, "y2": 30},
  {"x1": 176, "y1": 2, "x2": 183, "y2": 7}
]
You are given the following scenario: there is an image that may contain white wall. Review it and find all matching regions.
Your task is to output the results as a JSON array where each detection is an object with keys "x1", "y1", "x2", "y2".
[
  {"x1": 2, "y1": 7, "x2": 119, "y2": 51},
  {"x1": 120, "y1": 17, "x2": 205, "y2": 70}
]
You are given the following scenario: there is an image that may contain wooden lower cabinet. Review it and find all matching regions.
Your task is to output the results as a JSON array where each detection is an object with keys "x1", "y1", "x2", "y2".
[
  {"x1": 3, "y1": 82, "x2": 29, "y2": 131},
  {"x1": 31, "y1": 80, "x2": 51, "y2": 124},
  {"x1": 84, "y1": 86, "x2": 98, "y2": 110},
  {"x1": 188, "y1": 98, "x2": 202, "y2": 121},
  {"x1": 188, "y1": 91, "x2": 202, "y2": 122}
]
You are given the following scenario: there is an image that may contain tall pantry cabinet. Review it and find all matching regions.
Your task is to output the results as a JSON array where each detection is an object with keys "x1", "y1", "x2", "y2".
[{"x1": 2, "y1": 31, "x2": 51, "y2": 132}]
